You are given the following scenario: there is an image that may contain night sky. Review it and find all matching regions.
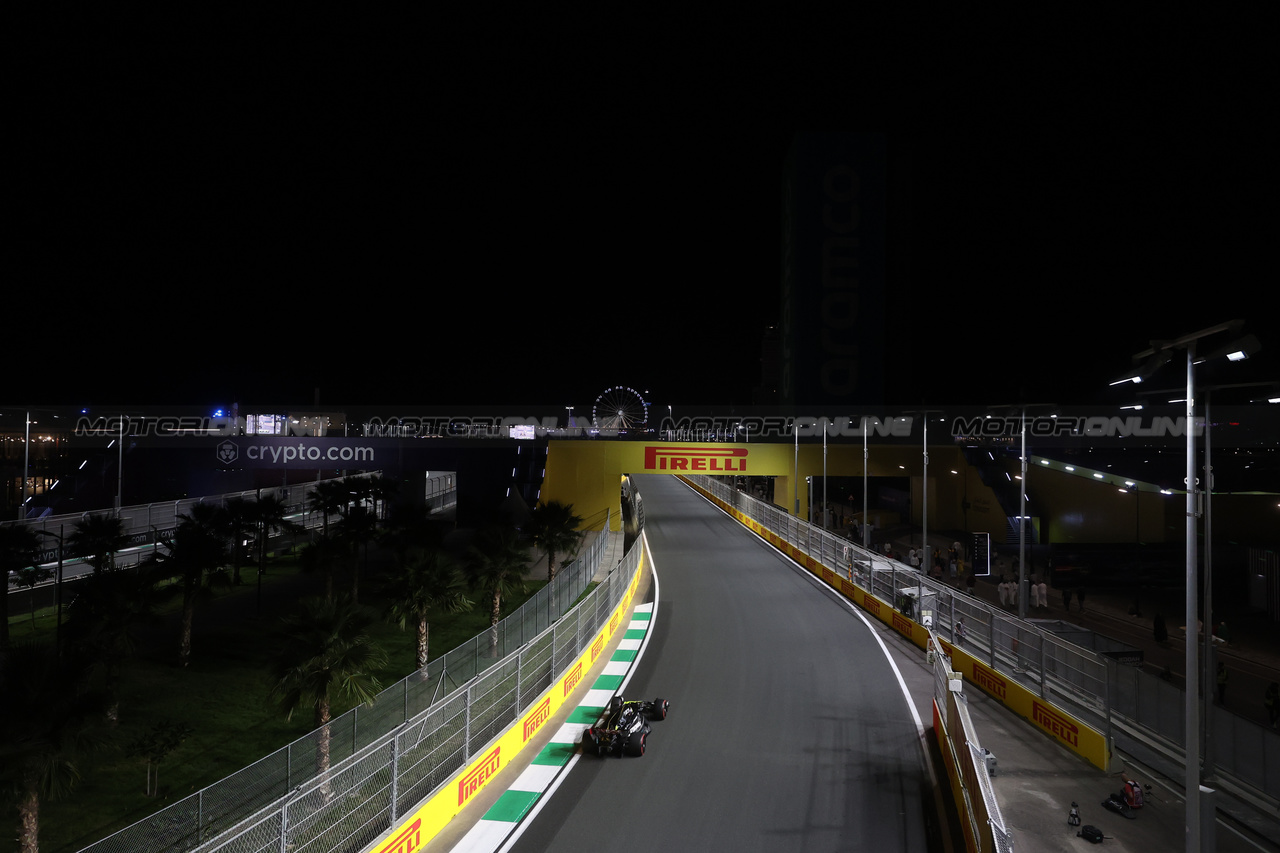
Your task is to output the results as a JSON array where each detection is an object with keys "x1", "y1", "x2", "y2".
[{"x1": 10, "y1": 9, "x2": 1278, "y2": 418}]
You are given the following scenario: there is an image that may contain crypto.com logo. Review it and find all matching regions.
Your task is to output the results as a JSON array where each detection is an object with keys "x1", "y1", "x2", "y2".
[{"x1": 214, "y1": 441, "x2": 376, "y2": 467}]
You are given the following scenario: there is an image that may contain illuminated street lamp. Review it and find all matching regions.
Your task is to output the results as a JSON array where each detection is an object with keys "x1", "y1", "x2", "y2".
[{"x1": 1118, "y1": 320, "x2": 1258, "y2": 853}]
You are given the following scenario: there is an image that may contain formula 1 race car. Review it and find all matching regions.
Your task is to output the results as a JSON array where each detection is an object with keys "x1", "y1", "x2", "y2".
[{"x1": 582, "y1": 695, "x2": 669, "y2": 757}]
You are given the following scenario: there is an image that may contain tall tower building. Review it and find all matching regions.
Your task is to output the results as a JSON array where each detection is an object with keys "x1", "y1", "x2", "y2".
[{"x1": 778, "y1": 133, "x2": 887, "y2": 407}]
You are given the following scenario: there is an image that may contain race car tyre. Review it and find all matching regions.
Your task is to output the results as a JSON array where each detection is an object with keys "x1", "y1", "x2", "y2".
[
  {"x1": 651, "y1": 698, "x2": 668, "y2": 720},
  {"x1": 582, "y1": 729, "x2": 599, "y2": 756},
  {"x1": 626, "y1": 731, "x2": 646, "y2": 757},
  {"x1": 609, "y1": 695, "x2": 623, "y2": 715}
]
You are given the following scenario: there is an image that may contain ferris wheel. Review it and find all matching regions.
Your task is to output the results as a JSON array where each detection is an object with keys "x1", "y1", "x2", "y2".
[{"x1": 593, "y1": 386, "x2": 650, "y2": 431}]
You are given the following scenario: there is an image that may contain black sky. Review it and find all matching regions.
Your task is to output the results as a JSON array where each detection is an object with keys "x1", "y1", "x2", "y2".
[{"x1": 10, "y1": 8, "x2": 1278, "y2": 416}]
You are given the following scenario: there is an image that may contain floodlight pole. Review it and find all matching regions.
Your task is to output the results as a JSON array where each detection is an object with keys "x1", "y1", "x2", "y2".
[
  {"x1": 1184, "y1": 347, "x2": 1201, "y2": 853},
  {"x1": 21, "y1": 410, "x2": 30, "y2": 520},
  {"x1": 116, "y1": 413, "x2": 124, "y2": 514},
  {"x1": 1203, "y1": 389, "x2": 1216, "y2": 780},
  {"x1": 1019, "y1": 409, "x2": 1029, "y2": 619},
  {"x1": 1125, "y1": 320, "x2": 1261, "y2": 853},
  {"x1": 793, "y1": 419, "x2": 800, "y2": 516},
  {"x1": 863, "y1": 417, "x2": 869, "y2": 548},
  {"x1": 822, "y1": 419, "x2": 827, "y2": 530}
]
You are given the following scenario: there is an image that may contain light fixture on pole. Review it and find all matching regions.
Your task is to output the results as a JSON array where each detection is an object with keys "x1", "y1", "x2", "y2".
[
  {"x1": 793, "y1": 417, "x2": 800, "y2": 516},
  {"x1": 1121, "y1": 319, "x2": 1258, "y2": 853},
  {"x1": 863, "y1": 415, "x2": 870, "y2": 548},
  {"x1": 902, "y1": 410, "x2": 942, "y2": 543}
]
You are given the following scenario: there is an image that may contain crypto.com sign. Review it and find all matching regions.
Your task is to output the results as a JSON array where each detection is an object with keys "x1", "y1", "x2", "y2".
[{"x1": 215, "y1": 437, "x2": 378, "y2": 468}]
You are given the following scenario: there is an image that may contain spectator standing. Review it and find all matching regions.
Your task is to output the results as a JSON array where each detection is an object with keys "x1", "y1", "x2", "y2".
[
  {"x1": 955, "y1": 617, "x2": 967, "y2": 645},
  {"x1": 1076, "y1": 588, "x2": 1087, "y2": 612}
]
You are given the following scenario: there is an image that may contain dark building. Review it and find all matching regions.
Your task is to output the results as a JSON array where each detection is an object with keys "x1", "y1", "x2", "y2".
[{"x1": 778, "y1": 132, "x2": 888, "y2": 408}]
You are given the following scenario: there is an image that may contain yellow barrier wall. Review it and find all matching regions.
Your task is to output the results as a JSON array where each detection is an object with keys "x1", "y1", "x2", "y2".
[
  {"x1": 685, "y1": 476, "x2": 1110, "y2": 772},
  {"x1": 937, "y1": 641, "x2": 1108, "y2": 769},
  {"x1": 367, "y1": 549, "x2": 647, "y2": 853}
]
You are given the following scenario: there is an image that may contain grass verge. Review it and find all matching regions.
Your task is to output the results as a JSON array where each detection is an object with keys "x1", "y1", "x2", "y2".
[{"x1": 3, "y1": 554, "x2": 546, "y2": 853}]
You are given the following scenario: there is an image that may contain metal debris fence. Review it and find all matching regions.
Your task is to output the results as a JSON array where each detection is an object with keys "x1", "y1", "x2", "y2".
[{"x1": 76, "y1": 512, "x2": 629, "y2": 853}]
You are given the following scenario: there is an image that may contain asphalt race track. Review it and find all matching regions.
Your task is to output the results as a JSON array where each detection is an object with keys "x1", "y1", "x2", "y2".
[{"x1": 503, "y1": 475, "x2": 948, "y2": 853}]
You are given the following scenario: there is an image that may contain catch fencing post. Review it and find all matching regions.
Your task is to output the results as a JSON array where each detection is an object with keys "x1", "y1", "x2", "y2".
[
  {"x1": 464, "y1": 683, "x2": 473, "y2": 761},
  {"x1": 390, "y1": 733, "x2": 400, "y2": 825}
]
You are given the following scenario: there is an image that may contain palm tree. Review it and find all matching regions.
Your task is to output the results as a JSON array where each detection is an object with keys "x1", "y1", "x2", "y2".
[
  {"x1": 298, "y1": 535, "x2": 348, "y2": 603},
  {"x1": 269, "y1": 595, "x2": 387, "y2": 785},
  {"x1": 379, "y1": 545, "x2": 471, "y2": 675},
  {"x1": 308, "y1": 478, "x2": 350, "y2": 538},
  {"x1": 9, "y1": 564, "x2": 54, "y2": 628},
  {"x1": 0, "y1": 640, "x2": 108, "y2": 853},
  {"x1": 63, "y1": 567, "x2": 163, "y2": 723},
  {"x1": 335, "y1": 504, "x2": 379, "y2": 602},
  {"x1": 465, "y1": 524, "x2": 528, "y2": 658},
  {"x1": 365, "y1": 474, "x2": 399, "y2": 521},
  {"x1": 148, "y1": 508, "x2": 229, "y2": 667},
  {"x1": 0, "y1": 523, "x2": 41, "y2": 653},
  {"x1": 221, "y1": 497, "x2": 257, "y2": 585},
  {"x1": 66, "y1": 514, "x2": 129, "y2": 576},
  {"x1": 251, "y1": 493, "x2": 303, "y2": 573},
  {"x1": 527, "y1": 500, "x2": 585, "y2": 582}
]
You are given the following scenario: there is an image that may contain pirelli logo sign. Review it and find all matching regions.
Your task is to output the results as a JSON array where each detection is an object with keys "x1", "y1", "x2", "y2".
[
  {"x1": 375, "y1": 818, "x2": 422, "y2": 853},
  {"x1": 523, "y1": 697, "x2": 552, "y2": 743},
  {"x1": 643, "y1": 446, "x2": 748, "y2": 472},
  {"x1": 564, "y1": 661, "x2": 583, "y2": 697},
  {"x1": 458, "y1": 747, "x2": 501, "y2": 806},
  {"x1": 972, "y1": 662, "x2": 1007, "y2": 701},
  {"x1": 591, "y1": 635, "x2": 604, "y2": 662},
  {"x1": 1033, "y1": 700, "x2": 1080, "y2": 748}
]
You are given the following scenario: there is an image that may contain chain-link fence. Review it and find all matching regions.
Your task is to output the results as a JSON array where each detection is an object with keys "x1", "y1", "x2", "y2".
[
  {"x1": 175, "y1": 533, "x2": 641, "y2": 853},
  {"x1": 690, "y1": 474, "x2": 1280, "y2": 804},
  {"x1": 76, "y1": 509, "x2": 627, "y2": 853}
]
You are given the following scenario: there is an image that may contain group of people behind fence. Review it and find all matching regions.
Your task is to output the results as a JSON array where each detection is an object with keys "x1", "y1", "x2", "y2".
[
  {"x1": 997, "y1": 576, "x2": 1051, "y2": 609},
  {"x1": 906, "y1": 545, "x2": 961, "y2": 582}
]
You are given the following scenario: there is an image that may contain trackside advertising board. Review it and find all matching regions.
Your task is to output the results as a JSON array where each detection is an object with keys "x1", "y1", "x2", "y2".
[
  {"x1": 938, "y1": 644, "x2": 1107, "y2": 769},
  {"x1": 683, "y1": 477, "x2": 1109, "y2": 772},
  {"x1": 364, "y1": 552, "x2": 646, "y2": 853}
]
